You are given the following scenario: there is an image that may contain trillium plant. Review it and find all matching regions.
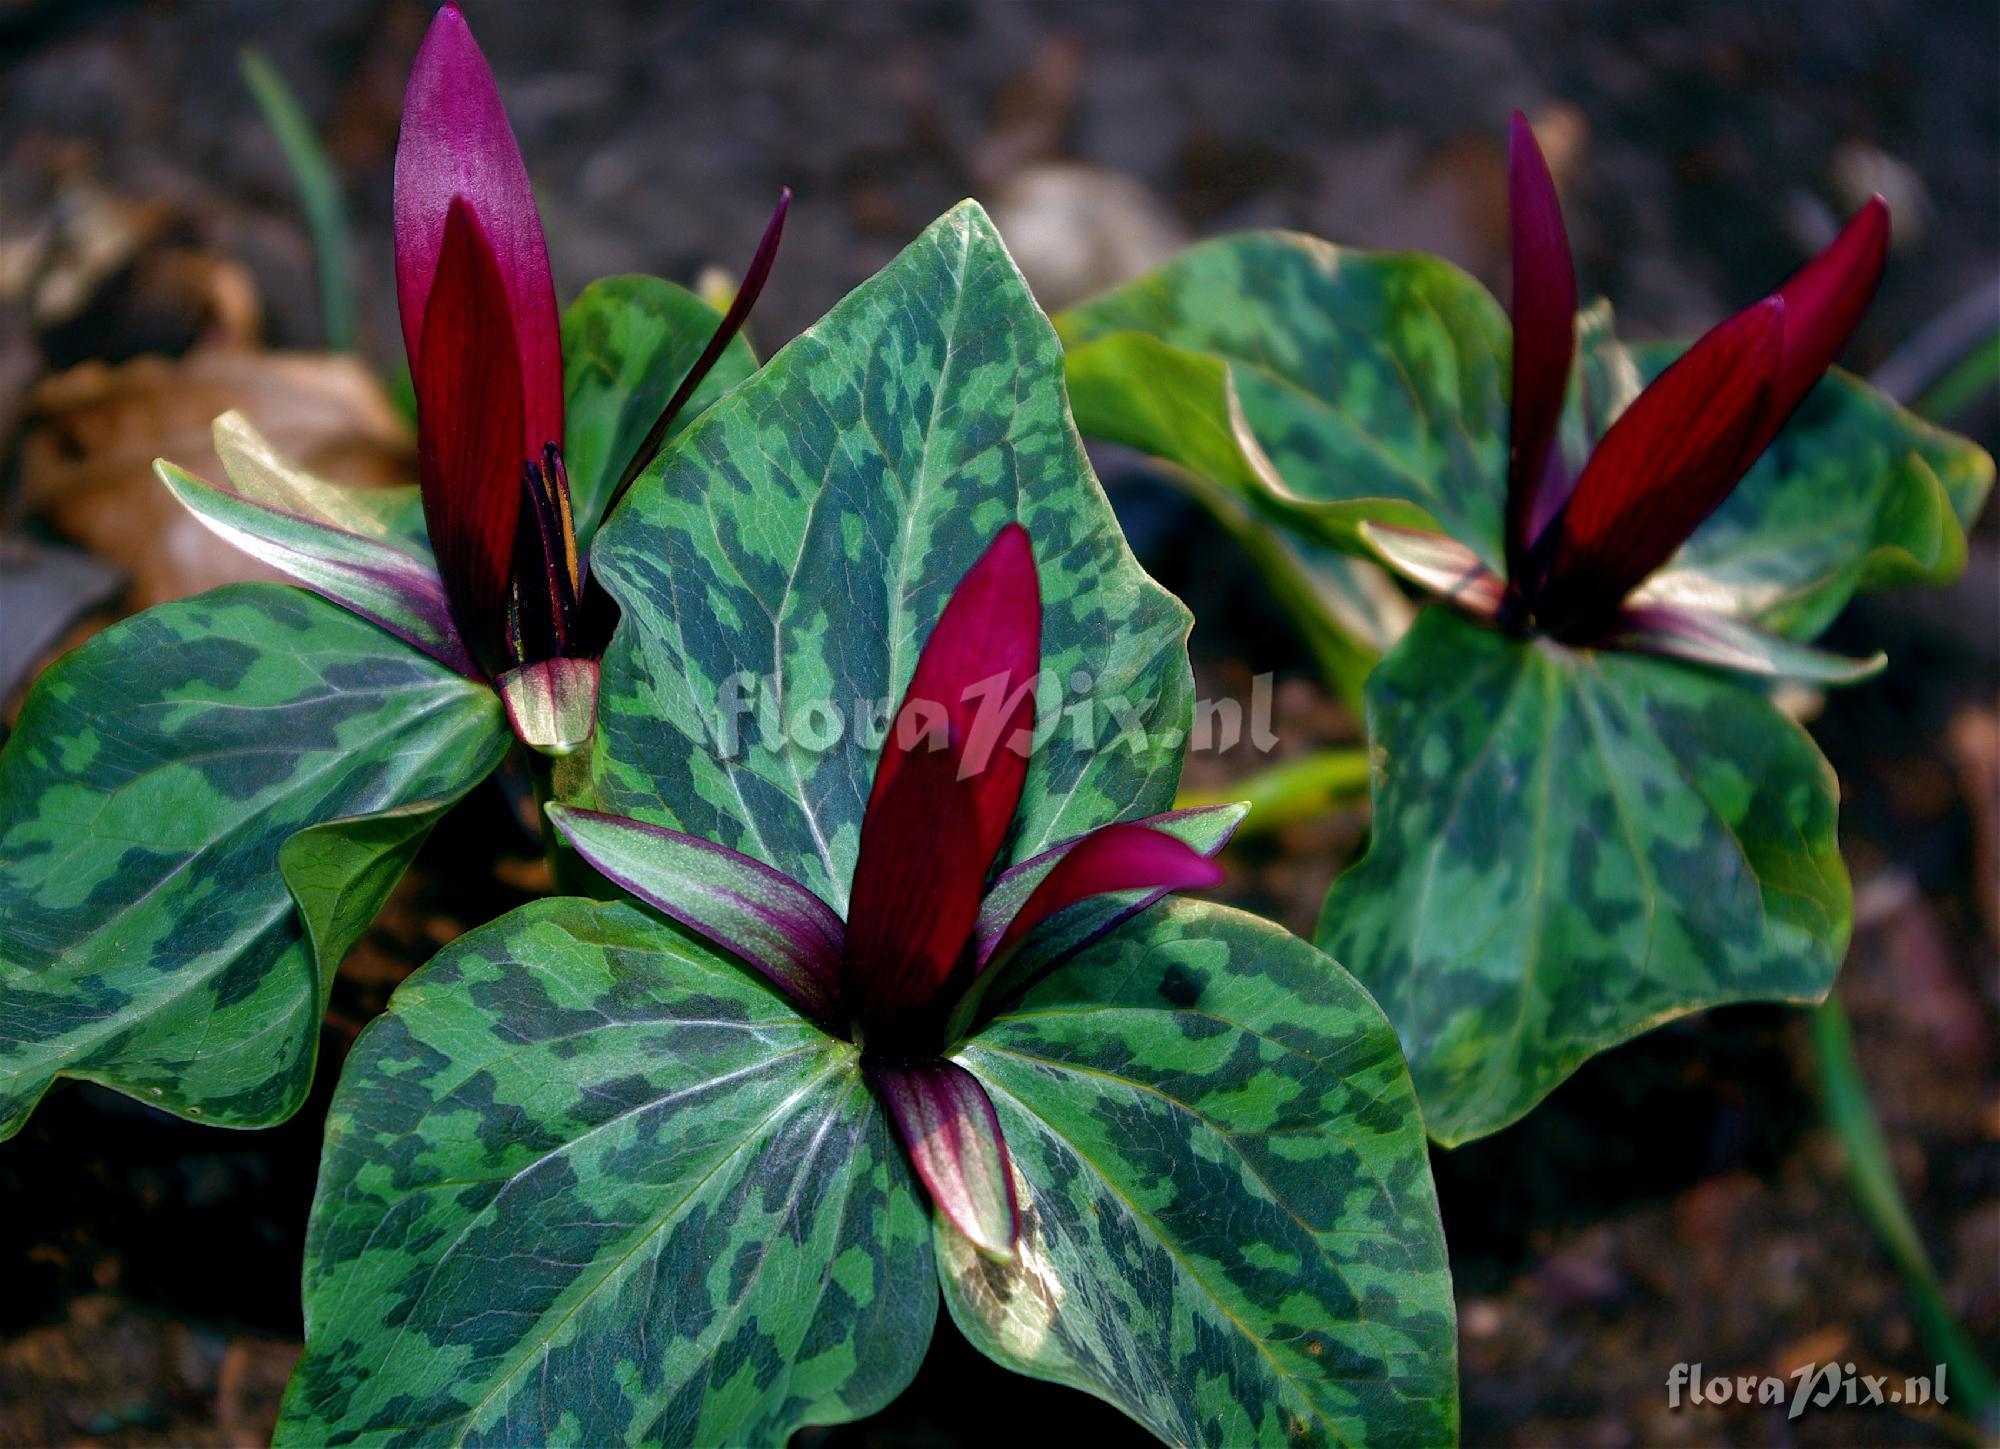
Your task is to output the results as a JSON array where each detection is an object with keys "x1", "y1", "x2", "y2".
[
  {"x1": 1059, "y1": 114, "x2": 1990, "y2": 1146},
  {"x1": 0, "y1": 2, "x2": 1988, "y2": 1441}
]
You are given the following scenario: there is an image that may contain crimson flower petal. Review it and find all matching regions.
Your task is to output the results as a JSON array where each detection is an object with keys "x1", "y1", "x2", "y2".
[
  {"x1": 985, "y1": 822, "x2": 1224, "y2": 973},
  {"x1": 414, "y1": 200, "x2": 525, "y2": 676},
  {"x1": 1741, "y1": 196, "x2": 1890, "y2": 469},
  {"x1": 869, "y1": 1059, "x2": 1019, "y2": 1260},
  {"x1": 1533, "y1": 296, "x2": 1785, "y2": 634},
  {"x1": 843, "y1": 525, "x2": 1041, "y2": 1038},
  {"x1": 1504, "y1": 110, "x2": 1580, "y2": 579},
  {"x1": 395, "y1": 3, "x2": 562, "y2": 464}
]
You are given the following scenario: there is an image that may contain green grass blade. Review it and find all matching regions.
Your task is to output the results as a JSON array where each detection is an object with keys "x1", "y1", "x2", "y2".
[{"x1": 240, "y1": 47, "x2": 356, "y2": 350}]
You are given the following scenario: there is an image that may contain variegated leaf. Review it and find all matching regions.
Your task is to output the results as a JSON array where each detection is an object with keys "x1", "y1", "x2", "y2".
[
  {"x1": 278, "y1": 899, "x2": 935, "y2": 1447},
  {"x1": 946, "y1": 898, "x2": 1457, "y2": 1447},
  {"x1": 0, "y1": 584, "x2": 508, "y2": 1137},
  {"x1": 586, "y1": 201, "x2": 1194, "y2": 909}
]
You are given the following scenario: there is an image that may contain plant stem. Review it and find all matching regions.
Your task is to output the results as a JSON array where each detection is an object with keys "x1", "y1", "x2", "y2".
[
  {"x1": 1810, "y1": 995, "x2": 2000, "y2": 1430},
  {"x1": 526, "y1": 746, "x2": 610, "y2": 899}
]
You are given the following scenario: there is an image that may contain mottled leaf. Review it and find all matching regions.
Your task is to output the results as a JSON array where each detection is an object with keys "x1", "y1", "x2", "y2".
[
  {"x1": 1319, "y1": 608, "x2": 1850, "y2": 1145},
  {"x1": 945, "y1": 897, "x2": 1457, "y2": 1447},
  {"x1": 560, "y1": 275, "x2": 758, "y2": 544},
  {"x1": 1061, "y1": 328, "x2": 1412, "y2": 706},
  {"x1": 587, "y1": 201, "x2": 1193, "y2": 910},
  {"x1": 0, "y1": 584, "x2": 509, "y2": 1137},
  {"x1": 1056, "y1": 232, "x2": 1512, "y2": 562},
  {"x1": 279, "y1": 899, "x2": 935, "y2": 1447}
]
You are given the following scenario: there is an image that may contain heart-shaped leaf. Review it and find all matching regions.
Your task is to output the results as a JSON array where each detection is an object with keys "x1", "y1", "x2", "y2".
[
  {"x1": 1319, "y1": 608, "x2": 1849, "y2": 1146},
  {"x1": 560, "y1": 275, "x2": 759, "y2": 546},
  {"x1": 1057, "y1": 232, "x2": 1512, "y2": 561},
  {"x1": 945, "y1": 897, "x2": 1458, "y2": 1446},
  {"x1": 586, "y1": 201, "x2": 1194, "y2": 909},
  {"x1": 278, "y1": 898, "x2": 935, "y2": 1447},
  {"x1": 0, "y1": 584, "x2": 508, "y2": 1137}
]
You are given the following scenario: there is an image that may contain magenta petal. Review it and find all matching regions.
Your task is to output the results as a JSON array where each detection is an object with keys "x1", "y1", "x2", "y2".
[
  {"x1": 1534, "y1": 297, "x2": 1785, "y2": 634},
  {"x1": 869, "y1": 1059, "x2": 1019, "y2": 1260},
  {"x1": 985, "y1": 822, "x2": 1224, "y2": 971},
  {"x1": 547, "y1": 805, "x2": 845, "y2": 1027},
  {"x1": 1742, "y1": 197, "x2": 1890, "y2": 467},
  {"x1": 414, "y1": 200, "x2": 525, "y2": 677},
  {"x1": 843, "y1": 526, "x2": 1042, "y2": 1032},
  {"x1": 1504, "y1": 111, "x2": 1580, "y2": 577},
  {"x1": 395, "y1": 3, "x2": 562, "y2": 462}
]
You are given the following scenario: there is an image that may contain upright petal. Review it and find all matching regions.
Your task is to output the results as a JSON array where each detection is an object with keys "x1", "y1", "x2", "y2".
[
  {"x1": 869, "y1": 1060, "x2": 1019, "y2": 1261},
  {"x1": 600, "y1": 188, "x2": 793, "y2": 523},
  {"x1": 1533, "y1": 297, "x2": 1785, "y2": 635},
  {"x1": 1741, "y1": 197, "x2": 1890, "y2": 468},
  {"x1": 843, "y1": 525, "x2": 1041, "y2": 1036},
  {"x1": 395, "y1": 4, "x2": 562, "y2": 462},
  {"x1": 1504, "y1": 111, "x2": 1580, "y2": 578},
  {"x1": 414, "y1": 200, "x2": 525, "y2": 675}
]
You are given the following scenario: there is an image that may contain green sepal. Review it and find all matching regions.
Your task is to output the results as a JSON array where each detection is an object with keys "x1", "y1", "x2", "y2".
[
  {"x1": 1319, "y1": 608, "x2": 1850, "y2": 1146},
  {"x1": 278, "y1": 898, "x2": 936, "y2": 1447},
  {"x1": 945, "y1": 898, "x2": 1458, "y2": 1447},
  {"x1": 0, "y1": 584, "x2": 509, "y2": 1138}
]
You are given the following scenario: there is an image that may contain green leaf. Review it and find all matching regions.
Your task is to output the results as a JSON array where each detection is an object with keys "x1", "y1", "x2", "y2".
[
  {"x1": 279, "y1": 898, "x2": 935, "y2": 1447},
  {"x1": 1319, "y1": 608, "x2": 1850, "y2": 1146},
  {"x1": 587, "y1": 201, "x2": 1194, "y2": 909},
  {"x1": 945, "y1": 897, "x2": 1457, "y2": 1447},
  {"x1": 1626, "y1": 344, "x2": 1995, "y2": 638},
  {"x1": 0, "y1": 584, "x2": 509, "y2": 1138},
  {"x1": 561, "y1": 275, "x2": 759, "y2": 545},
  {"x1": 1056, "y1": 232, "x2": 1511, "y2": 561}
]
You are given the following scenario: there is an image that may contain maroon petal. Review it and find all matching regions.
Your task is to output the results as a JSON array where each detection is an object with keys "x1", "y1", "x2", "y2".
[
  {"x1": 414, "y1": 199, "x2": 525, "y2": 676},
  {"x1": 843, "y1": 526, "x2": 1041, "y2": 1035},
  {"x1": 1741, "y1": 196, "x2": 1890, "y2": 468},
  {"x1": 985, "y1": 822, "x2": 1224, "y2": 971},
  {"x1": 395, "y1": 3, "x2": 562, "y2": 463},
  {"x1": 1533, "y1": 297, "x2": 1785, "y2": 635},
  {"x1": 1504, "y1": 111, "x2": 1580, "y2": 578},
  {"x1": 869, "y1": 1059, "x2": 1019, "y2": 1260}
]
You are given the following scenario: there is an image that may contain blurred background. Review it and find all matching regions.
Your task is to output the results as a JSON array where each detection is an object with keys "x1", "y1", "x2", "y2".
[{"x1": 0, "y1": 1, "x2": 1994, "y2": 1444}]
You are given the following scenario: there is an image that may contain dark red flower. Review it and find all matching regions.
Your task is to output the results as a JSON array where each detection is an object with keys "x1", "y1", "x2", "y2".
[
  {"x1": 1366, "y1": 112, "x2": 1889, "y2": 679},
  {"x1": 551, "y1": 525, "x2": 1232, "y2": 1256},
  {"x1": 396, "y1": 4, "x2": 787, "y2": 738}
]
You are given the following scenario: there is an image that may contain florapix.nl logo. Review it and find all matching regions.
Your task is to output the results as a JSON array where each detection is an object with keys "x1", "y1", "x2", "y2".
[{"x1": 1668, "y1": 1361, "x2": 1950, "y2": 1421}]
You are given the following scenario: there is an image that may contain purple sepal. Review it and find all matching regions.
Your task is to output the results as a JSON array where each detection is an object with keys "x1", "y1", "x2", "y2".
[{"x1": 868, "y1": 1058, "x2": 1019, "y2": 1261}]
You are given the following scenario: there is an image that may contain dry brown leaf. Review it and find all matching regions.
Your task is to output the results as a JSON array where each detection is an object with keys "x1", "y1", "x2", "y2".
[{"x1": 19, "y1": 347, "x2": 414, "y2": 610}]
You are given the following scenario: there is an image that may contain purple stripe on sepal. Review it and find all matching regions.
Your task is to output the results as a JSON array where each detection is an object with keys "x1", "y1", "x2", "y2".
[
  {"x1": 1357, "y1": 522, "x2": 1508, "y2": 620},
  {"x1": 1604, "y1": 604, "x2": 1886, "y2": 684},
  {"x1": 156, "y1": 459, "x2": 480, "y2": 679},
  {"x1": 868, "y1": 1058, "x2": 1019, "y2": 1261},
  {"x1": 545, "y1": 804, "x2": 844, "y2": 1027}
]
